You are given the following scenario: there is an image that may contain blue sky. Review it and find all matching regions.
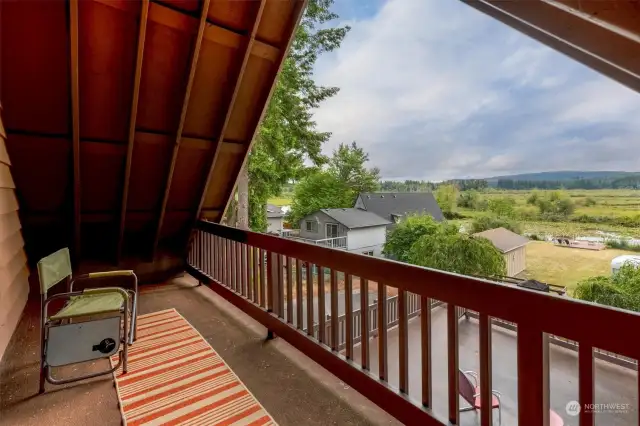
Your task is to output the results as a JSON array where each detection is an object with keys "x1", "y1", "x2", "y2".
[{"x1": 312, "y1": 0, "x2": 640, "y2": 181}]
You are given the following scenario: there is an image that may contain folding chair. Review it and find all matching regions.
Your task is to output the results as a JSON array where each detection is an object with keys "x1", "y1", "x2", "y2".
[
  {"x1": 38, "y1": 248, "x2": 138, "y2": 393},
  {"x1": 459, "y1": 369, "x2": 502, "y2": 425}
]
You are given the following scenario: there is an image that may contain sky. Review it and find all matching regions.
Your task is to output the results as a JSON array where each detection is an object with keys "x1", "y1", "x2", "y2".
[{"x1": 311, "y1": 0, "x2": 640, "y2": 181}]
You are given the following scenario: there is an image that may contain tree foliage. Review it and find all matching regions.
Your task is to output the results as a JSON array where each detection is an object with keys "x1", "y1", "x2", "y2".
[
  {"x1": 408, "y1": 230, "x2": 506, "y2": 277},
  {"x1": 287, "y1": 142, "x2": 379, "y2": 225},
  {"x1": 487, "y1": 197, "x2": 517, "y2": 218},
  {"x1": 435, "y1": 184, "x2": 458, "y2": 216},
  {"x1": 246, "y1": 0, "x2": 350, "y2": 231},
  {"x1": 382, "y1": 215, "x2": 446, "y2": 262},
  {"x1": 384, "y1": 214, "x2": 506, "y2": 277},
  {"x1": 574, "y1": 264, "x2": 640, "y2": 312},
  {"x1": 457, "y1": 190, "x2": 479, "y2": 209},
  {"x1": 535, "y1": 190, "x2": 575, "y2": 218},
  {"x1": 470, "y1": 215, "x2": 522, "y2": 234}
]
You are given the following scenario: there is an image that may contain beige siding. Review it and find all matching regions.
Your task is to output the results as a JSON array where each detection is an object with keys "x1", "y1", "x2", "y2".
[
  {"x1": 504, "y1": 246, "x2": 527, "y2": 277},
  {"x1": 0, "y1": 108, "x2": 30, "y2": 362}
]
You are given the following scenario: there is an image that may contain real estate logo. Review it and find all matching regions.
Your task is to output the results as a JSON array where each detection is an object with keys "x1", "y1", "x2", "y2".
[{"x1": 566, "y1": 400, "x2": 581, "y2": 416}]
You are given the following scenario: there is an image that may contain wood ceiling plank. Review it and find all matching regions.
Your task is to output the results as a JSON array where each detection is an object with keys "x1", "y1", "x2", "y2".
[
  {"x1": 70, "y1": 0, "x2": 82, "y2": 260},
  {"x1": 153, "y1": 0, "x2": 212, "y2": 256},
  {"x1": 193, "y1": 0, "x2": 269, "y2": 226},
  {"x1": 220, "y1": 0, "x2": 308, "y2": 220},
  {"x1": 118, "y1": 0, "x2": 150, "y2": 262}
]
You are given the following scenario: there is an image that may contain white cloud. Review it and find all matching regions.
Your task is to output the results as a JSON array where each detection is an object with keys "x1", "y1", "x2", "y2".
[{"x1": 312, "y1": 0, "x2": 640, "y2": 180}]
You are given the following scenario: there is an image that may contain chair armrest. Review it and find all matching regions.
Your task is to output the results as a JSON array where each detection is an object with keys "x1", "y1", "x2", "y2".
[
  {"x1": 83, "y1": 287, "x2": 130, "y2": 301},
  {"x1": 70, "y1": 271, "x2": 137, "y2": 291},
  {"x1": 43, "y1": 291, "x2": 84, "y2": 320},
  {"x1": 89, "y1": 270, "x2": 135, "y2": 278}
]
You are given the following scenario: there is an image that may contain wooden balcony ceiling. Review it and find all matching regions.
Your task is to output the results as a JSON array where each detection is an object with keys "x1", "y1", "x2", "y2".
[
  {"x1": 464, "y1": 0, "x2": 640, "y2": 92},
  {"x1": 0, "y1": 0, "x2": 305, "y2": 263}
]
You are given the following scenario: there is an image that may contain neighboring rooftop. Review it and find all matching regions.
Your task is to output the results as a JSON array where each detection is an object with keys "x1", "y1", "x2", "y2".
[
  {"x1": 357, "y1": 192, "x2": 444, "y2": 222},
  {"x1": 267, "y1": 204, "x2": 285, "y2": 218},
  {"x1": 319, "y1": 208, "x2": 391, "y2": 229},
  {"x1": 473, "y1": 227, "x2": 530, "y2": 253}
]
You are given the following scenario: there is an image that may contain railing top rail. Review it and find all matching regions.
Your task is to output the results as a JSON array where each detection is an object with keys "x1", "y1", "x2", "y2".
[{"x1": 194, "y1": 221, "x2": 640, "y2": 359}]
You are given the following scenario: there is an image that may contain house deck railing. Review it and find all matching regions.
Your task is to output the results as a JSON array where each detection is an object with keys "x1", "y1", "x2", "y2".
[
  {"x1": 187, "y1": 221, "x2": 640, "y2": 426},
  {"x1": 284, "y1": 234, "x2": 347, "y2": 249}
]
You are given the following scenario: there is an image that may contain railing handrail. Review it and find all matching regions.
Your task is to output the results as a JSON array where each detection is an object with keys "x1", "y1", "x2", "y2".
[{"x1": 194, "y1": 220, "x2": 640, "y2": 360}]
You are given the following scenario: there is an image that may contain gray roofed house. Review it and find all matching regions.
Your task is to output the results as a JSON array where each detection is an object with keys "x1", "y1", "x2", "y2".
[
  {"x1": 354, "y1": 192, "x2": 444, "y2": 225},
  {"x1": 266, "y1": 204, "x2": 285, "y2": 234},
  {"x1": 473, "y1": 227, "x2": 530, "y2": 277},
  {"x1": 291, "y1": 208, "x2": 390, "y2": 257},
  {"x1": 320, "y1": 208, "x2": 391, "y2": 229}
]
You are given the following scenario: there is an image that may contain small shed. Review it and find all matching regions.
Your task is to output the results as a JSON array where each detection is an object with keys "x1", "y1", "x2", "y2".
[{"x1": 473, "y1": 227, "x2": 530, "y2": 277}]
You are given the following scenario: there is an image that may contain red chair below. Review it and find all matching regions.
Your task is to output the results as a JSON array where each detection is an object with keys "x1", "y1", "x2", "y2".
[{"x1": 458, "y1": 370, "x2": 502, "y2": 425}]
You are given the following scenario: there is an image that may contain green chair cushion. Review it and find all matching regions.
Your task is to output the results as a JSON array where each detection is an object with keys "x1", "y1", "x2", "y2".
[{"x1": 50, "y1": 292, "x2": 125, "y2": 320}]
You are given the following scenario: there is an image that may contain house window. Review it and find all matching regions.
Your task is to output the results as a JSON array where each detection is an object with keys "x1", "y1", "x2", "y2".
[
  {"x1": 363, "y1": 250, "x2": 374, "y2": 256},
  {"x1": 305, "y1": 220, "x2": 318, "y2": 232},
  {"x1": 326, "y1": 223, "x2": 339, "y2": 238}
]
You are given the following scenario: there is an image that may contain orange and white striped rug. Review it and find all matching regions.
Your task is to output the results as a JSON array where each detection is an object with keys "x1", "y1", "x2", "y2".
[{"x1": 111, "y1": 308, "x2": 276, "y2": 426}]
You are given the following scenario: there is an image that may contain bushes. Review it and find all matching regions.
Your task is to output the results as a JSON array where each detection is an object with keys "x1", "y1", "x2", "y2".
[
  {"x1": 571, "y1": 214, "x2": 640, "y2": 227},
  {"x1": 574, "y1": 264, "x2": 640, "y2": 312},
  {"x1": 605, "y1": 240, "x2": 640, "y2": 252},
  {"x1": 470, "y1": 215, "x2": 522, "y2": 234},
  {"x1": 487, "y1": 197, "x2": 517, "y2": 218},
  {"x1": 457, "y1": 190, "x2": 479, "y2": 208}
]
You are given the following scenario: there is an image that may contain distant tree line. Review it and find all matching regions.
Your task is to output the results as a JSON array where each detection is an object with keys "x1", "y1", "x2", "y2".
[
  {"x1": 379, "y1": 179, "x2": 488, "y2": 192},
  {"x1": 496, "y1": 175, "x2": 640, "y2": 190}
]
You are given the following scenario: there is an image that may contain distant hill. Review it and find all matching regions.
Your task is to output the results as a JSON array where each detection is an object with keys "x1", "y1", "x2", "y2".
[{"x1": 485, "y1": 171, "x2": 636, "y2": 184}]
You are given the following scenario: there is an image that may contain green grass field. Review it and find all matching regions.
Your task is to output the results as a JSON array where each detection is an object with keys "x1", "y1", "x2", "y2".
[
  {"x1": 523, "y1": 241, "x2": 637, "y2": 292},
  {"x1": 268, "y1": 196, "x2": 293, "y2": 206}
]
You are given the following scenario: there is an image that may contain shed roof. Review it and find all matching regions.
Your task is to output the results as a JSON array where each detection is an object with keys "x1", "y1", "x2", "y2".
[
  {"x1": 473, "y1": 227, "x2": 530, "y2": 253},
  {"x1": 319, "y1": 208, "x2": 391, "y2": 229},
  {"x1": 358, "y1": 192, "x2": 444, "y2": 222}
]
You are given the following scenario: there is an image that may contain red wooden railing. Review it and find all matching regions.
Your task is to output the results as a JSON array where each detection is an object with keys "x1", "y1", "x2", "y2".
[{"x1": 186, "y1": 222, "x2": 640, "y2": 426}]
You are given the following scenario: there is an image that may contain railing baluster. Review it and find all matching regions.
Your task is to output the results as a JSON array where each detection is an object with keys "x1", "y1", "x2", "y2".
[
  {"x1": 296, "y1": 258, "x2": 303, "y2": 330},
  {"x1": 345, "y1": 274, "x2": 353, "y2": 359},
  {"x1": 398, "y1": 289, "x2": 408, "y2": 394},
  {"x1": 421, "y1": 296, "x2": 432, "y2": 408},
  {"x1": 378, "y1": 282, "x2": 387, "y2": 381},
  {"x1": 318, "y1": 266, "x2": 326, "y2": 344},
  {"x1": 306, "y1": 262, "x2": 314, "y2": 337},
  {"x1": 225, "y1": 239, "x2": 231, "y2": 287},
  {"x1": 266, "y1": 251, "x2": 274, "y2": 313},
  {"x1": 277, "y1": 254, "x2": 284, "y2": 318},
  {"x1": 244, "y1": 244, "x2": 251, "y2": 300},
  {"x1": 236, "y1": 242, "x2": 242, "y2": 294},
  {"x1": 199, "y1": 231, "x2": 204, "y2": 272},
  {"x1": 479, "y1": 313, "x2": 493, "y2": 426},
  {"x1": 447, "y1": 303, "x2": 459, "y2": 425},
  {"x1": 207, "y1": 233, "x2": 212, "y2": 277},
  {"x1": 259, "y1": 249, "x2": 266, "y2": 307},
  {"x1": 361, "y1": 278, "x2": 369, "y2": 370},
  {"x1": 518, "y1": 327, "x2": 550, "y2": 426},
  {"x1": 579, "y1": 344, "x2": 594, "y2": 426},
  {"x1": 217, "y1": 236, "x2": 222, "y2": 282},
  {"x1": 286, "y1": 256, "x2": 293, "y2": 324},
  {"x1": 252, "y1": 246, "x2": 259, "y2": 304},
  {"x1": 231, "y1": 241, "x2": 237, "y2": 291},
  {"x1": 331, "y1": 270, "x2": 339, "y2": 350}
]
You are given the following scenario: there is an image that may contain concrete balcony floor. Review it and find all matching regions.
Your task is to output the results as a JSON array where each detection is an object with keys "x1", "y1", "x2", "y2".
[
  {"x1": 1, "y1": 274, "x2": 637, "y2": 426},
  {"x1": 0, "y1": 276, "x2": 398, "y2": 426}
]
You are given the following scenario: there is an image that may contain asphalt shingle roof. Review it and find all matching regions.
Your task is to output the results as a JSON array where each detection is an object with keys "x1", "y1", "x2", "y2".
[
  {"x1": 320, "y1": 208, "x2": 391, "y2": 229},
  {"x1": 266, "y1": 204, "x2": 285, "y2": 218},
  {"x1": 473, "y1": 227, "x2": 530, "y2": 253},
  {"x1": 357, "y1": 192, "x2": 444, "y2": 222}
]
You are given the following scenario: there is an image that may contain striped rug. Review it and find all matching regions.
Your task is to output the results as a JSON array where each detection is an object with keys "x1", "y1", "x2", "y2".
[{"x1": 111, "y1": 308, "x2": 276, "y2": 426}]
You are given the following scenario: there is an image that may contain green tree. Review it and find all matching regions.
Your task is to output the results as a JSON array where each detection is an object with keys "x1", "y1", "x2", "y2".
[
  {"x1": 435, "y1": 184, "x2": 458, "y2": 216},
  {"x1": 526, "y1": 190, "x2": 541, "y2": 205},
  {"x1": 408, "y1": 229, "x2": 506, "y2": 277},
  {"x1": 383, "y1": 215, "x2": 448, "y2": 262},
  {"x1": 287, "y1": 142, "x2": 379, "y2": 225},
  {"x1": 487, "y1": 197, "x2": 517, "y2": 218},
  {"x1": 574, "y1": 264, "x2": 640, "y2": 312},
  {"x1": 329, "y1": 142, "x2": 380, "y2": 195},
  {"x1": 457, "y1": 190, "x2": 479, "y2": 209},
  {"x1": 470, "y1": 215, "x2": 522, "y2": 234},
  {"x1": 535, "y1": 190, "x2": 575, "y2": 218},
  {"x1": 237, "y1": 0, "x2": 350, "y2": 231}
]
